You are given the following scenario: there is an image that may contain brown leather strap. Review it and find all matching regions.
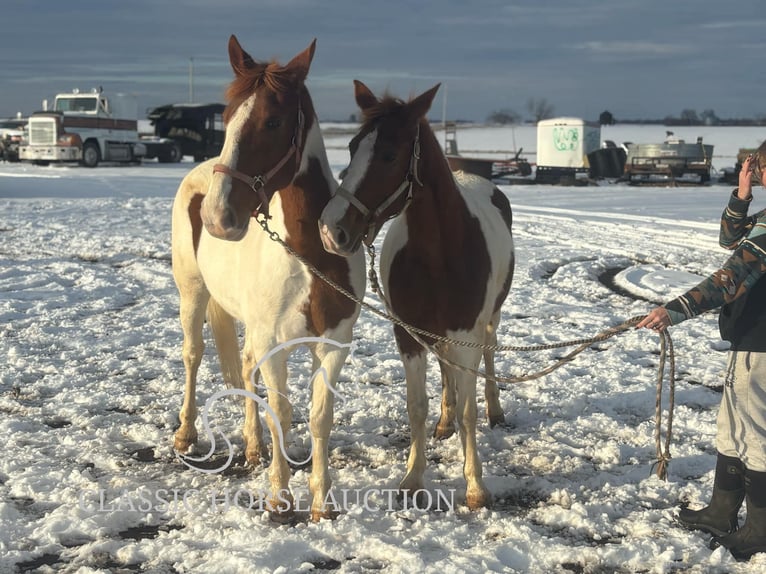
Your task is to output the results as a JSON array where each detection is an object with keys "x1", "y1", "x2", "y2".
[{"x1": 212, "y1": 163, "x2": 271, "y2": 217}]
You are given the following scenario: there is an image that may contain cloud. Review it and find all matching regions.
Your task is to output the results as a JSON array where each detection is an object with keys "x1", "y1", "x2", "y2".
[
  {"x1": 576, "y1": 41, "x2": 693, "y2": 57},
  {"x1": 700, "y1": 19, "x2": 766, "y2": 29},
  {"x1": 1, "y1": 0, "x2": 764, "y2": 121}
]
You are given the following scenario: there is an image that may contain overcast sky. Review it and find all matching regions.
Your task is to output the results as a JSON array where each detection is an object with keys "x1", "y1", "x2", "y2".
[{"x1": 3, "y1": 0, "x2": 765, "y2": 122}]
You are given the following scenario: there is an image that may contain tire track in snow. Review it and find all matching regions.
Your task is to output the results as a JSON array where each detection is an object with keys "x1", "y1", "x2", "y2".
[{"x1": 512, "y1": 204, "x2": 723, "y2": 268}]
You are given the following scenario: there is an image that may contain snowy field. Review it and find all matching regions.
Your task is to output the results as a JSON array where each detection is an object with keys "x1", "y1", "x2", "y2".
[{"x1": 1, "y1": 124, "x2": 765, "y2": 573}]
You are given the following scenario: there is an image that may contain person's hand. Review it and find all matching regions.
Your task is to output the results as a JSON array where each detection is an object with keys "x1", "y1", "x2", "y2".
[
  {"x1": 738, "y1": 154, "x2": 755, "y2": 199},
  {"x1": 636, "y1": 307, "x2": 671, "y2": 332}
]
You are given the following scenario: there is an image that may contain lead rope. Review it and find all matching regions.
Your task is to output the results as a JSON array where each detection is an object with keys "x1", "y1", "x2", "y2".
[
  {"x1": 256, "y1": 215, "x2": 676, "y2": 479},
  {"x1": 653, "y1": 332, "x2": 675, "y2": 480}
]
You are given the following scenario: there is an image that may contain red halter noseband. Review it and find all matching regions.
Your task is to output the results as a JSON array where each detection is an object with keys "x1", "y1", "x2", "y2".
[{"x1": 213, "y1": 104, "x2": 305, "y2": 219}]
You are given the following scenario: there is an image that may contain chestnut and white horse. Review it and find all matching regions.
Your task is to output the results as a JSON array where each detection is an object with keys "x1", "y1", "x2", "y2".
[
  {"x1": 171, "y1": 36, "x2": 364, "y2": 520},
  {"x1": 319, "y1": 81, "x2": 514, "y2": 509}
]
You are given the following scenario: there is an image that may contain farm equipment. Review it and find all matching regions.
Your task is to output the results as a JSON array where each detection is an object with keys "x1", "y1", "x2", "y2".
[
  {"x1": 0, "y1": 116, "x2": 26, "y2": 162},
  {"x1": 587, "y1": 141, "x2": 627, "y2": 179},
  {"x1": 718, "y1": 147, "x2": 758, "y2": 185},
  {"x1": 623, "y1": 133, "x2": 714, "y2": 184},
  {"x1": 443, "y1": 121, "x2": 531, "y2": 180}
]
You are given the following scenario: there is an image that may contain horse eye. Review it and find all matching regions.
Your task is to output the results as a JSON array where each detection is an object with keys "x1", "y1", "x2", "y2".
[
  {"x1": 382, "y1": 152, "x2": 396, "y2": 163},
  {"x1": 265, "y1": 117, "x2": 282, "y2": 129}
]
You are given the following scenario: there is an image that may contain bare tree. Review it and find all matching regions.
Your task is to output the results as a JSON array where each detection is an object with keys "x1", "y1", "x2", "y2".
[
  {"x1": 680, "y1": 109, "x2": 699, "y2": 124},
  {"x1": 700, "y1": 109, "x2": 719, "y2": 125},
  {"x1": 487, "y1": 108, "x2": 521, "y2": 125},
  {"x1": 599, "y1": 110, "x2": 615, "y2": 125},
  {"x1": 527, "y1": 97, "x2": 555, "y2": 122}
]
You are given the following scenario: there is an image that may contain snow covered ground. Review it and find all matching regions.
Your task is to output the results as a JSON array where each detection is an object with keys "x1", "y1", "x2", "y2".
[{"x1": 1, "y1": 125, "x2": 765, "y2": 573}]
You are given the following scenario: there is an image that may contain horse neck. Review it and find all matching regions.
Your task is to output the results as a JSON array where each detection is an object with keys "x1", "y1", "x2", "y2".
[
  {"x1": 404, "y1": 121, "x2": 465, "y2": 250},
  {"x1": 280, "y1": 92, "x2": 336, "y2": 224}
]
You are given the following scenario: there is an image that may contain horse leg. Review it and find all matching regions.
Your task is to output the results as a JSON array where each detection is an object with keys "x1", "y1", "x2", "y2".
[
  {"x1": 433, "y1": 360, "x2": 456, "y2": 440},
  {"x1": 451, "y1": 346, "x2": 491, "y2": 510},
  {"x1": 173, "y1": 286, "x2": 209, "y2": 453},
  {"x1": 483, "y1": 316, "x2": 504, "y2": 427},
  {"x1": 307, "y1": 342, "x2": 349, "y2": 521},
  {"x1": 256, "y1": 345, "x2": 294, "y2": 520},
  {"x1": 399, "y1": 351, "x2": 429, "y2": 504},
  {"x1": 241, "y1": 337, "x2": 266, "y2": 465}
]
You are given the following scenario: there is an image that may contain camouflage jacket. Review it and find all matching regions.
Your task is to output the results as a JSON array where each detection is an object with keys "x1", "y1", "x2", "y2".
[{"x1": 664, "y1": 191, "x2": 766, "y2": 348}]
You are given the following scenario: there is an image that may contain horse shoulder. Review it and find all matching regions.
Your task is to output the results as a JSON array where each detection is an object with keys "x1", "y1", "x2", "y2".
[
  {"x1": 176, "y1": 158, "x2": 218, "y2": 201},
  {"x1": 453, "y1": 174, "x2": 514, "y2": 305},
  {"x1": 172, "y1": 159, "x2": 220, "y2": 276},
  {"x1": 173, "y1": 158, "x2": 218, "y2": 228},
  {"x1": 453, "y1": 174, "x2": 512, "y2": 240}
]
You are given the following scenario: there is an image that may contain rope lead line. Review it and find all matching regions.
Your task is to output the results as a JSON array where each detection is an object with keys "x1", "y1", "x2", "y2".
[{"x1": 257, "y1": 216, "x2": 676, "y2": 480}]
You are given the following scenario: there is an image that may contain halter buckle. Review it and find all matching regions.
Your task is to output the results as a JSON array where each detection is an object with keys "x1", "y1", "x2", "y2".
[{"x1": 250, "y1": 175, "x2": 266, "y2": 191}]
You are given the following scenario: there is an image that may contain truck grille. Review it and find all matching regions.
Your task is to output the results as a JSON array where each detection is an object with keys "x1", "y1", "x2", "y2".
[{"x1": 29, "y1": 121, "x2": 56, "y2": 145}]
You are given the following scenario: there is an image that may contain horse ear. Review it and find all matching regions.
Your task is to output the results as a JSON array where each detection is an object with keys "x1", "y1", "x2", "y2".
[
  {"x1": 354, "y1": 80, "x2": 378, "y2": 111},
  {"x1": 284, "y1": 39, "x2": 316, "y2": 84},
  {"x1": 407, "y1": 83, "x2": 441, "y2": 121},
  {"x1": 228, "y1": 35, "x2": 256, "y2": 77}
]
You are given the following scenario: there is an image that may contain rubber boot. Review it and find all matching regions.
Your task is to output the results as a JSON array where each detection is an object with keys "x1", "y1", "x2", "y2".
[
  {"x1": 678, "y1": 453, "x2": 744, "y2": 537},
  {"x1": 711, "y1": 469, "x2": 766, "y2": 560}
]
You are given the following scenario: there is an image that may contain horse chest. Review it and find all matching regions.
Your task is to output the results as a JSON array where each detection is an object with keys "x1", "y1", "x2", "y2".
[
  {"x1": 380, "y1": 215, "x2": 491, "y2": 334},
  {"x1": 196, "y1": 226, "x2": 313, "y2": 328}
]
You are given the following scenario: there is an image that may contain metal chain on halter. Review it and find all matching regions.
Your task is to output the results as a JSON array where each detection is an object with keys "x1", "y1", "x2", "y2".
[{"x1": 256, "y1": 214, "x2": 676, "y2": 479}]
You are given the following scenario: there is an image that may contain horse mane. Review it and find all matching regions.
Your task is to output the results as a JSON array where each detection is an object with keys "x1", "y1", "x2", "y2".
[
  {"x1": 225, "y1": 60, "x2": 297, "y2": 103},
  {"x1": 359, "y1": 94, "x2": 409, "y2": 129}
]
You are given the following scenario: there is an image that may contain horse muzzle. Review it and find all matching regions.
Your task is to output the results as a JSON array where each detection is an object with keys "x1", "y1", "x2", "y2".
[
  {"x1": 318, "y1": 220, "x2": 363, "y2": 257},
  {"x1": 201, "y1": 202, "x2": 249, "y2": 242}
]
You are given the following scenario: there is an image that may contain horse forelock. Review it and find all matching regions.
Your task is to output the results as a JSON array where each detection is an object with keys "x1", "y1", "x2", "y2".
[
  {"x1": 348, "y1": 95, "x2": 415, "y2": 160},
  {"x1": 224, "y1": 61, "x2": 299, "y2": 122},
  {"x1": 359, "y1": 94, "x2": 409, "y2": 130}
]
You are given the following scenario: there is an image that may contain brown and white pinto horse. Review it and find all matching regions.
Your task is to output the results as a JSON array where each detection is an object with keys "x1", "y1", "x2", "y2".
[
  {"x1": 171, "y1": 36, "x2": 364, "y2": 521},
  {"x1": 319, "y1": 81, "x2": 514, "y2": 509}
]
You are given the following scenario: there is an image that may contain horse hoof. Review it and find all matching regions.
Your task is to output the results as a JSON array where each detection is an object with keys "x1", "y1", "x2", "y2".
[
  {"x1": 245, "y1": 446, "x2": 266, "y2": 466},
  {"x1": 433, "y1": 424, "x2": 456, "y2": 440},
  {"x1": 311, "y1": 508, "x2": 340, "y2": 522},
  {"x1": 268, "y1": 508, "x2": 297, "y2": 524},
  {"x1": 487, "y1": 413, "x2": 505, "y2": 428},
  {"x1": 466, "y1": 489, "x2": 492, "y2": 511},
  {"x1": 397, "y1": 487, "x2": 431, "y2": 509},
  {"x1": 173, "y1": 432, "x2": 197, "y2": 453}
]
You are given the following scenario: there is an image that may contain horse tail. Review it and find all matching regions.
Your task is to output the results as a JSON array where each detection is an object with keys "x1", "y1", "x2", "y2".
[{"x1": 206, "y1": 298, "x2": 244, "y2": 389}]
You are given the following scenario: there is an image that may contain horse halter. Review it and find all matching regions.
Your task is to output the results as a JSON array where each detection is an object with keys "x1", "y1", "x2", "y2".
[
  {"x1": 212, "y1": 103, "x2": 305, "y2": 219},
  {"x1": 335, "y1": 124, "x2": 423, "y2": 246}
]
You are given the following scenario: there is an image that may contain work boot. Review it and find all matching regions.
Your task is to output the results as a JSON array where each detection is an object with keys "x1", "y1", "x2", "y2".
[
  {"x1": 711, "y1": 469, "x2": 766, "y2": 560},
  {"x1": 678, "y1": 453, "x2": 744, "y2": 537}
]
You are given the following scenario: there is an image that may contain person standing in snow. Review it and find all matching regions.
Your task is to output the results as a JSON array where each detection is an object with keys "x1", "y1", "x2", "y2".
[{"x1": 637, "y1": 145, "x2": 766, "y2": 560}]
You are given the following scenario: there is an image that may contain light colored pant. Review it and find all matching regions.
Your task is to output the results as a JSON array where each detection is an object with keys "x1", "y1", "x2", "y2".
[{"x1": 717, "y1": 350, "x2": 766, "y2": 472}]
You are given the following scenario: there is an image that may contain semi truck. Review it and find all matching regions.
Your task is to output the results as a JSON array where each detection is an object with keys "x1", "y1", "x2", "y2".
[
  {"x1": 19, "y1": 88, "x2": 148, "y2": 167},
  {"x1": 19, "y1": 89, "x2": 226, "y2": 166}
]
